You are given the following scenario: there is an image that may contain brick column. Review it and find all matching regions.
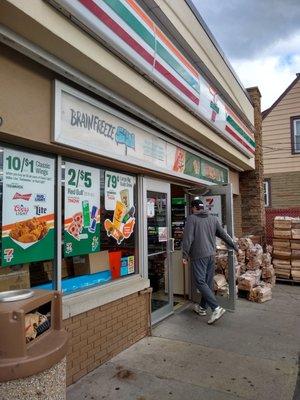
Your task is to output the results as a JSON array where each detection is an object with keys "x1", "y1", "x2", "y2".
[{"x1": 239, "y1": 87, "x2": 266, "y2": 240}]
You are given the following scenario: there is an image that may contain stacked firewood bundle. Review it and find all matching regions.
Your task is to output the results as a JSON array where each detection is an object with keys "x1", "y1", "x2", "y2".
[
  {"x1": 215, "y1": 236, "x2": 275, "y2": 303},
  {"x1": 273, "y1": 217, "x2": 300, "y2": 281}
]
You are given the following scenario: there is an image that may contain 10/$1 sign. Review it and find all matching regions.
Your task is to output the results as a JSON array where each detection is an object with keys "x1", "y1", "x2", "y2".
[
  {"x1": 2, "y1": 148, "x2": 55, "y2": 266},
  {"x1": 64, "y1": 162, "x2": 100, "y2": 257}
]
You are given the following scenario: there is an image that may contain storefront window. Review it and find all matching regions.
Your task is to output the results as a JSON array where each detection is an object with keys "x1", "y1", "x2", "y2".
[
  {"x1": 40, "y1": 160, "x2": 138, "y2": 295},
  {"x1": 0, "y1": 146, "x2": 55, "y2": 293},
  {"x1": 0, "y1": 147, "x2": 138, "y2": 295}
]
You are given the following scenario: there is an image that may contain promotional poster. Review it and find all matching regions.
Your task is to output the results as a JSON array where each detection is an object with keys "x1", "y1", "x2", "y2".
[
  {"x1": 104, "y1": 171, "x2": 136, "y2": 244},
  {"x1": 2, "y1": 148, "x2": 55, "y2": 266},
  {"x1": 64, "y1": 162, "x2": 100, "y2": 257}
]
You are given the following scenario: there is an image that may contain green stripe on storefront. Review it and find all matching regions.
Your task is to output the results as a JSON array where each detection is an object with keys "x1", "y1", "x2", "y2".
[
  {"x1": 226, "y1": 115, "x2": 256, "y2": 148},
  {"x1": 103, "y1": 0, "x2": 155, "y2": 49},
  {"x1": 156, "y1": 42, "x2": 200, "y2": 93},
  {"x1": 103, "y1": 0, "x2": 199, "y2": 93}
]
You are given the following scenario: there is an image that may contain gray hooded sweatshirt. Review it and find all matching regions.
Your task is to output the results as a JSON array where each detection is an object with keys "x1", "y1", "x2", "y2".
[{"x1": 182, "y1": 210, "x2": 236, "y2": 260}]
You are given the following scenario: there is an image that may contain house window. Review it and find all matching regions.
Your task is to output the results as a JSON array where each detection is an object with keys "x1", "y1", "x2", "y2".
[
  {"x1": 264, "y1": 179, "x2": 271, "y2": 207},
  {"x1": 291, "y1": 116, "x2": 300, "y2": 154}
]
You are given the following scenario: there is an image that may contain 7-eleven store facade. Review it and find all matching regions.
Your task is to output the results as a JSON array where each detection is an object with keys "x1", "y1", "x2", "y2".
[{"x1": 0, "y1": 0, "x2": 263, "y2": 385}]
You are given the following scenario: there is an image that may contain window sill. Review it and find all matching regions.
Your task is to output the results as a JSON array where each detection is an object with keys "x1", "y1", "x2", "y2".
[{"x1": 62, "y1": 274, "x2": 150, "y2": 319}]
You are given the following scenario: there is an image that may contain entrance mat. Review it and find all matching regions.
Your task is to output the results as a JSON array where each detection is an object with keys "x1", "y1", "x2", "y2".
[{"x1": 152, "y1": 299, "x2": 179, "y2": 312}]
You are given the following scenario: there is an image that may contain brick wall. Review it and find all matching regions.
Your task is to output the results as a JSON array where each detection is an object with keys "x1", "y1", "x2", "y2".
[
  {"x1": 63, "y1": 290, "x2": 151, "y2": 386},
  {"x1": 265, "y1": 171, "x2": 300, "y2": 208},
  {"x1": 233, "y1": 195, "x2": 242, "y2": 238},
  {"x1": 240, "y1": 87, "x2": 266, "y2": 239}
]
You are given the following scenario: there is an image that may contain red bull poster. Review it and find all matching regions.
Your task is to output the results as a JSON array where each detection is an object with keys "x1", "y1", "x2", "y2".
[{"x1": 64, "y1": 162, "x2": 100, "y2": 257}]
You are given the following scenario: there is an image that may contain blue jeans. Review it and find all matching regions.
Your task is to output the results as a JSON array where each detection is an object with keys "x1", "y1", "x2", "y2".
[{"x1": 192, "y1": 256, "x2": 218, "y2": 311}]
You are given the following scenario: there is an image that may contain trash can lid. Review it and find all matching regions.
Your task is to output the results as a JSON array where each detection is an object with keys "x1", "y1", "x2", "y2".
[{"x1": 0, "y1": 289, "x2": 34, "y2": 303}]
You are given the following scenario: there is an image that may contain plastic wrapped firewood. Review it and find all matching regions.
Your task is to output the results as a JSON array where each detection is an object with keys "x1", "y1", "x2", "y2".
[
  {"x1": 262, "y1": 265, "x2": 275, "y2": 279},
  {"x1": 214, "y1": 274, "x2": 227, "y2": 290},
  {"x1": 261, "y1": 253, "x2": 272, "y2": 267},
  {"x1": 249, "y1": 284, "x2": 272, "y2": 303},
  {"x1": 238, "y1": 270, "x2": 261, "y2": 291},
  {"x1": 237, "y1": 249, "x2": 246, "y2": 263},
  {"x1": 238, "y1": 237, "x2": 254, "y2": 251}
]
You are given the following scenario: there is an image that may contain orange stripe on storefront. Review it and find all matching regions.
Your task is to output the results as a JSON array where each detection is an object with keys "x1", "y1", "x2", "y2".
[
  {"x1": 125, "y1": 0, "x2": 198, "y2": 79},
  {"x1": 125, "y1": 0, "x2": 154, "y2": 31}
]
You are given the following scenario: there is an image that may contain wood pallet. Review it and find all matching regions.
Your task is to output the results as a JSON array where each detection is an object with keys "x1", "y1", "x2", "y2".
[{"x1": 276, "y1": 277, "x2": 300, "y2": 286}]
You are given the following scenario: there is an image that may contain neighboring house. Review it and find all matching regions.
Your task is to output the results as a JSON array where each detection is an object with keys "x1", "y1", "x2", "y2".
[{"x1": 262, "y1": 73, "x2": 300, "y2": 239}]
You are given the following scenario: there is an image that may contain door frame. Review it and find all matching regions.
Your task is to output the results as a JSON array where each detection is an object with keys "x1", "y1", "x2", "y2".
[{"x1": 141, "y1": 177, "x2": 173, "y2": 324}]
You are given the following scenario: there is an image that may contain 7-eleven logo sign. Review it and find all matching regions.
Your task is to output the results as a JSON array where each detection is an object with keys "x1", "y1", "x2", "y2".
[
  {"x1": 201, "y1": 195, "x2": 222, "y2": 224},
  {"x1": 205, "y1": 197, "x2": 214, "y2": 211},
  {"x1": 4, "y1": 248, "x2": 14, "y2": 263}
]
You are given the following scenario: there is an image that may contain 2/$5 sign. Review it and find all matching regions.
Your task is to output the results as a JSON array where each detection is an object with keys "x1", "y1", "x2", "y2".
[{"x1": 53, "y1": 81, "x2": 228, "y2": 184}]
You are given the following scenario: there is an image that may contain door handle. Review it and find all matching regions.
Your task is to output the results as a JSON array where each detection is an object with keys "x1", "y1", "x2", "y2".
[{"x1": 169, "y1": 238, "x2": 175, "y2": 253}]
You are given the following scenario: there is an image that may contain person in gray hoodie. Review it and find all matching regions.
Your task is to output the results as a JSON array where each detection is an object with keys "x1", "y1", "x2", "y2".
[{"x1": 182, "y1": 199, "x2": 238, "y2": 324}]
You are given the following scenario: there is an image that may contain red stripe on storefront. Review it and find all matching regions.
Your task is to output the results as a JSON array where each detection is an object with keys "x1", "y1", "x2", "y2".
[
  {"x1": 225, "y1": 125, "x2": 255, "y2": 154},
  {"x1": 154, "y1": 61, "x2": 199, "y2": 105},
  {"x1": 79, "y1": 0, "x2": 198, "y2": 104},
  {"x1": 80, "y1": 0, "x2": 154, "y2": 65}
]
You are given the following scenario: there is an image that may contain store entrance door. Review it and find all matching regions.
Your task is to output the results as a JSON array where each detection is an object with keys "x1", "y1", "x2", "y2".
[
  {"x1": 190, "y1": 183, "x2": 236, "y2": 311},
  {"x1": 142, "y1": 178, "x2": 173, "y2": 324}
]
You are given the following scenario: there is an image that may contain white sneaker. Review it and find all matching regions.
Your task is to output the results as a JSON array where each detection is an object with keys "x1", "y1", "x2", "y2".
[
  {"x1": 194, "y1": 304, "x2": 207, "y2": 316},
  {"x1": 207, "y1": 306, "x2": 226, "y2": 325}
]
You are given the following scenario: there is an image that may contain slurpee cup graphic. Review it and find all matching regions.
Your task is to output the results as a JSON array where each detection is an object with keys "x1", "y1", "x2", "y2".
[
  {"x1": 120, "y1": 189, "x2": 129, "y2": 208},
  {"x1": 82, "y1": 200, "x2": 91, "y2": 228},
  {"x1": 113, "y1": 201, "x2": 126, "y2": 229}
]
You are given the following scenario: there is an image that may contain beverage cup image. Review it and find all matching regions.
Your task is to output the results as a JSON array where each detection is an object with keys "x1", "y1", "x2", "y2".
[
  {"x1": 120, "y1": 189, "x2": 129, "y2": 208},
  {"x1": 113, "y1": 201, "x2": 126, "y2": 229},
  {"x1": 82, "y1": 200, "x2": 91, "y2": 228}
]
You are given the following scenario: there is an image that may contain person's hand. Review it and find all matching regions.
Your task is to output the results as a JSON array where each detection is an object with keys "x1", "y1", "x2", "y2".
[
  {"x1": 182, "y1": 258, "x2": 188, "y2": 265},
  {"x1": 233, "y1": 243, "x2": 239, "y2": 253}
]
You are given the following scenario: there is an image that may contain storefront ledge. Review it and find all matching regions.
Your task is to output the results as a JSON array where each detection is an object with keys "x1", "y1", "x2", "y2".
[{"x1": 62, "y1": 275, "x2": 150, "y2": 320}]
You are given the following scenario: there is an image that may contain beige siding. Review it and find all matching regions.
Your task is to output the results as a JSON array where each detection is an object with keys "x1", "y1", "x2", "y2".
[
  {"x1": 266, "y1": 172, "x2": 300, "y2": 208},
  {"x1": 262, "y1": 79, "x2": 300, "y2": 174}
]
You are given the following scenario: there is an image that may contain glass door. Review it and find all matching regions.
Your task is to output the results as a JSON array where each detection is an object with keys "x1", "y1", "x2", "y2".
[
  {"x1": 142, "y1": 178, "x2": 173, "y2": 324},
  {"x1": 190, "y1": 183, "x2": 236, "y2": 311}
]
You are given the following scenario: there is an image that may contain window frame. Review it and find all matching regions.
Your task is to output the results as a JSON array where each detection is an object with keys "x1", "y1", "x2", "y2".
[
  {"x1": 290, "y1": 116, "x2": 300, "y2": 154},
  {"x1": 263, "y1": 178, "x2": 271, "y2": 208}
]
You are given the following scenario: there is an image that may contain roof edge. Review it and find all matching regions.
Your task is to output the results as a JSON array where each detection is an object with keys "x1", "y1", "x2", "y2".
[
  {"x1": 262, "y1": 73, "x2": 300, "y2": 120},
  {"x1": 185, "y1": 0, "x2": 253, "y2": 106}
]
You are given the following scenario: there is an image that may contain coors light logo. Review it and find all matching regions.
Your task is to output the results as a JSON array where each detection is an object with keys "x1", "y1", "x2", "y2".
[{"x1": 13, "y1": 193, "x2": 32, "y2": 201}]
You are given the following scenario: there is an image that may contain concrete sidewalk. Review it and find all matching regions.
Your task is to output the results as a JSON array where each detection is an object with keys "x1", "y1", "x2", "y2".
[{"x1": 67, "y1": 284, "x2": 300, "y2": 400}]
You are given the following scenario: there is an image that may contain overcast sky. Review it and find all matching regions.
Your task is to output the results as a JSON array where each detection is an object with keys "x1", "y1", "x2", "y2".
[{"x1": 194, "y1": 0, "x2": 300, "y2": 110}]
